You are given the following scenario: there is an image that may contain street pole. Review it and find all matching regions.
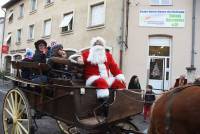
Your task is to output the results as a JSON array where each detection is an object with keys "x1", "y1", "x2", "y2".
[{"x1": 0, "y1": 8, "x2": 6, "y2": 72}]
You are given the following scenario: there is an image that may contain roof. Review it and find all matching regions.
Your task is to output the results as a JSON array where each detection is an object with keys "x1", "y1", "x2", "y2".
[{"x1": 2, "y1": 0, "x2": 21, "y2": 9}]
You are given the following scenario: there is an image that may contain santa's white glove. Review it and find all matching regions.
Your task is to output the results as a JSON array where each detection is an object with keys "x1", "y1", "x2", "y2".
[
  {"x1": 96, "y1": 89, "x2": 109, "y2": 98},
  {"x1": 116, "y1": 74, "x2": 125, "y2": 82}
]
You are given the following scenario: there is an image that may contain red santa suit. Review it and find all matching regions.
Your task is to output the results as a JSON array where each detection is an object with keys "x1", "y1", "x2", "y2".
[{"x1": 82, "y1": 37, "x2": 126, "y2": 98}]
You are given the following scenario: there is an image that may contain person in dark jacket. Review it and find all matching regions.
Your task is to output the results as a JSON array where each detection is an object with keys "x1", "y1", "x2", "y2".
[
  {"x1": 21, "y1": 48, "x2": 34, "y2": 80},
  {"x1": 32, "y1": 39, "x2": 48, "y2": 84},
  {"x1": 33, "y1": 39, "x2": 48, "y2": 63},
  {"x1": 128, "y1": 75, "x2": 141, "y2": 90},
  {"x1": 144, "y1": 85, "x2": 155, "y2": 121},
  {"x1": 48, "y1": 44, "x2": 67, "y2": 69},
  {"x1": 48, "y1": 44, "x2": 69, "y2": 78}
]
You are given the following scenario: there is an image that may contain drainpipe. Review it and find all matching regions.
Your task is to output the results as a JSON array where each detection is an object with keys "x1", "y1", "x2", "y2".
[
  {"x1": 186, "y1": 0, "x2": 196, "y2": 82},
  {"x1": 119, "y1": 0, "x2": 125, "y2": 69},
  {"x1": 119, "y1": 0, "x2": 129, "y2": 69},
  {"x1": 191, "y1": 0, "x2": 196, "y2": 68},
  {"x1": 125, "y1": 0, "x2": 130, "y2": 49},
  {"x1": 0, "y1": 8, "x2": 6, "y2": 72}
]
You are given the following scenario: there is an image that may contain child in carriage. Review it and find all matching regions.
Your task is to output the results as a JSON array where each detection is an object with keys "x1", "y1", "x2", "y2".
[
  {"x1": 47, "y1": 44, "x2": 71, "y2": 79},
  {"x1": 21, "y1": 48, "x2": 34, "y2": 80}
]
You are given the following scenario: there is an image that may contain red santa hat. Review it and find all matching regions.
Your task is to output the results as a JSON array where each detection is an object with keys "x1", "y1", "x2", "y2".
[{"x1": 90, "y1": 36, "x2": 106, "y2": 47}]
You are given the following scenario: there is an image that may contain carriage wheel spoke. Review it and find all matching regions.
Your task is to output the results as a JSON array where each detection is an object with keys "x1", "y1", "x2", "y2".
[
  {"x1": 6, "y1": 98, "x2": 14, "y2": 113},
  {"x1": 17, "y1": 124, "x2": 23, "y2": 134},
  {"x1": 14, "y1": 92, "x2": 18, "y2": 113},
  {"x1": 17, "y1": 107, "x2": 25, "y2": 118},
  {"x1": 17, "y1": 97, "x2": 22, "y2": 113},
  {"x1": 17, "y1": 119, "x2": 28, "y2": 122},
  {"x1": 11, "y1": 124, "x2": 16, "y2": 134},
  {"x1": 10, "y1": 93, "x2": 15, "y2": 113},
  {"x1": 5, "y1": 108, "x2": 13, "y2": 118},
  {"x1": 17, "y1": 122, "x2": 28, "y2": 134},
  {"x1": 15, "y1": 125, "x2": 18, "y2": 134},
  {"x1": 16, "y1": 125, "x2": 22, "y2": 134}
]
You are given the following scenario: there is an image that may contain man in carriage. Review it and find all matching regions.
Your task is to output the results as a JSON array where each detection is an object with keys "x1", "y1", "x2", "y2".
[{"x1": 80, "y1": 37, "x2": 126, "y2": 98}]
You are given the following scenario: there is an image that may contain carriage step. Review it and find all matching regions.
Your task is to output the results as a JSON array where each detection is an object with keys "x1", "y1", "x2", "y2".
[{"x1": 79, "y1": 116, "x2": 106, "y2": 125}]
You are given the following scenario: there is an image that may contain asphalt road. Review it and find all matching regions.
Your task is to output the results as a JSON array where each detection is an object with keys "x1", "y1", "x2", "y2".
[{"x1": 0, "y1": 80, "x2": 148, "y2": 134}]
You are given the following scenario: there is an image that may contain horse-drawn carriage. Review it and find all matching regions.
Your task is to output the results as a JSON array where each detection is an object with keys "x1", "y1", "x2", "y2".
[{"x1": 2, "y1": 53, "x2": 144, "y2": 134}]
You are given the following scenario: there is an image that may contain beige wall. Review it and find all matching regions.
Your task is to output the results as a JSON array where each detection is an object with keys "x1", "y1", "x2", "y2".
[
  {"x1": 3, "y1": 0, "x2": 199, "y2": 90},
  {"x1": 3, "y1": 0, "x2": 123, "y2": 65},
  {"x1": 124, "y1": 0, "x2": 193, "y2": 89}
]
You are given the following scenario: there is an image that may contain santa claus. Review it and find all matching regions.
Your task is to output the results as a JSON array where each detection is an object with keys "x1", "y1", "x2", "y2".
[{"x1": 81, "y1": 37, "x2": 126, "y2": 98}]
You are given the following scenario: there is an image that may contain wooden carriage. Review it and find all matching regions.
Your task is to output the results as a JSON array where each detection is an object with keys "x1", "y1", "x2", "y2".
[{"x1": 2, "y1": 57, "x2": 144, "y2": 134}]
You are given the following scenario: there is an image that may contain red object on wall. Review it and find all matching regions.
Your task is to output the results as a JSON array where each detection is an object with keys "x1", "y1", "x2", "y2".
[{"x1": 2, "y1": 45, "x2": 9, "y2": 54}]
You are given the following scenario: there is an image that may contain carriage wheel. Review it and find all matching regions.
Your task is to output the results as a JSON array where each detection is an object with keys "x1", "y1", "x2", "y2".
[
  {"x1": 3, "y1": 88, "x2": 32, "y2": 134},
  {"x1": 111, "y1": 120, "x2": 139, "y2": 134},
  {"x1": 57, "y1": 120, "x2": 80, "y2": 134}
]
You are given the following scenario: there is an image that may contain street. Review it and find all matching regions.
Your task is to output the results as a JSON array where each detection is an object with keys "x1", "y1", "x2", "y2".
[{"x1": 0, "y1": 80, "x2": 148, "y2": 134}]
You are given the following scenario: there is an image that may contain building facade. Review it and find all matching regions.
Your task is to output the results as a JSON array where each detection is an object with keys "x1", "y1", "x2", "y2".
[
  {"x1": 2, "y1": 0, "x2": 124, "y2": 74},
  {"x1": 2, "y1": 0, "x2": 200, "y2": 90},
  {"x1": 124, "y1": 0, "x2": 200, "y2": 90}
]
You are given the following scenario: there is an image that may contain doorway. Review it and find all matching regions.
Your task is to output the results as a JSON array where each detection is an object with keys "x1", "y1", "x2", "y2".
[{"x1": 148, "y1": 36, "x2": 171, "y2": 90}]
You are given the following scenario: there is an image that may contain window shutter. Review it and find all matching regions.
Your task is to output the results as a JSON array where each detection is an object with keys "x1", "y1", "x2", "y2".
[{"x1": 59, "y1": 13, "x2": 73, "y2": 28}]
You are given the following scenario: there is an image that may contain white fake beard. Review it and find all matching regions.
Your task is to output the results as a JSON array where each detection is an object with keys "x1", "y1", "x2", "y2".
[{"x1": 87, "y1": 45, "x2": 107, "y2": 65}]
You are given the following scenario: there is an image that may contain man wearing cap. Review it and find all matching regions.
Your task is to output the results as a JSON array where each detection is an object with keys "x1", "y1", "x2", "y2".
[
  {"x1": 33, "y1": 39, "x2": 48, "y2": 63},
  {"x1": 81, "y1": 37, "x2": 126, "y2": 98},
  {"x1": 32, "y1": 39, "x2": 48, "y2": 84}
]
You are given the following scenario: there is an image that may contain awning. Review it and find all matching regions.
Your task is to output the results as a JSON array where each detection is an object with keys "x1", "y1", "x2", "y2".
[
  {"x1": 7, "y1": 12, "x2": 13, "y2": 19},
  {"x1": 59, "y1": 14, "x2": 73, "y2": 28},
  {"x1": 5, "y1": 34, "x2": 12, "y2": 42}
]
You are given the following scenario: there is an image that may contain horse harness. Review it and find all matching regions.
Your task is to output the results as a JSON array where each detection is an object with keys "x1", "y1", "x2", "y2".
[{"x1": 164, "y1": 84, "x2": 200, "y2": 134}]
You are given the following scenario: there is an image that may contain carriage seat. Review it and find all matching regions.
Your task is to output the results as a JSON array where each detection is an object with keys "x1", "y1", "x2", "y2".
[
  {"x1": 47, "y1": 56, "x2": 85, "y2": 86},
  {"x1": 68, "y1": 61, "x2": 85, "y2": 86},
  {"x1": 12, "y1": 61, "x2": 50, "y2": 77},
  {"x1": 79, "y1": 116, "x2": 106, "y2": 125}
]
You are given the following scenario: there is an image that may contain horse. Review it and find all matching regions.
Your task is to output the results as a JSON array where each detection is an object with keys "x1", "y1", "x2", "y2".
[{"x1": 148, "y1": 84, "x2": 200, "y2": 134}]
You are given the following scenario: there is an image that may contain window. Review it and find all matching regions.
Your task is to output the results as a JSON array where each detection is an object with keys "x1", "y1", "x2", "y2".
[
  {"x1": 44, "y1": 19, "x2": 51, "y2": 36},
  {"x1": 8, "y1": 10, "x2": 13, "y2": 23},
  {"x1": 149, "y1": 36, "x2": 171, "y2": 56},
  {"x1": 28, "y1": 24, "x2": 34, "y2": 39},
  {"x1": 89, "y1": 2, "x2": 105, "y2": 27},
  {"x1": 17, "y1": 29, "x2": 22, "y2": 43},
  {"x1": 150, "y1": 0, "x2": 172, "y2": 5},
  {"x1": 6, "y1": 33, "x2": 12, "y2": 45},
  {"x1": 45, "y1": 0, "x2": 53, "y2": 5},
  {"x1": 30, "y1": 0, "x2": 37, "y2": 11},
  {"x1": 59, "y1": 12, "x2": 73, "y2": 33},
  {"x1": 19, "y1": 4, "x2": 24, "y2": 18}
]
